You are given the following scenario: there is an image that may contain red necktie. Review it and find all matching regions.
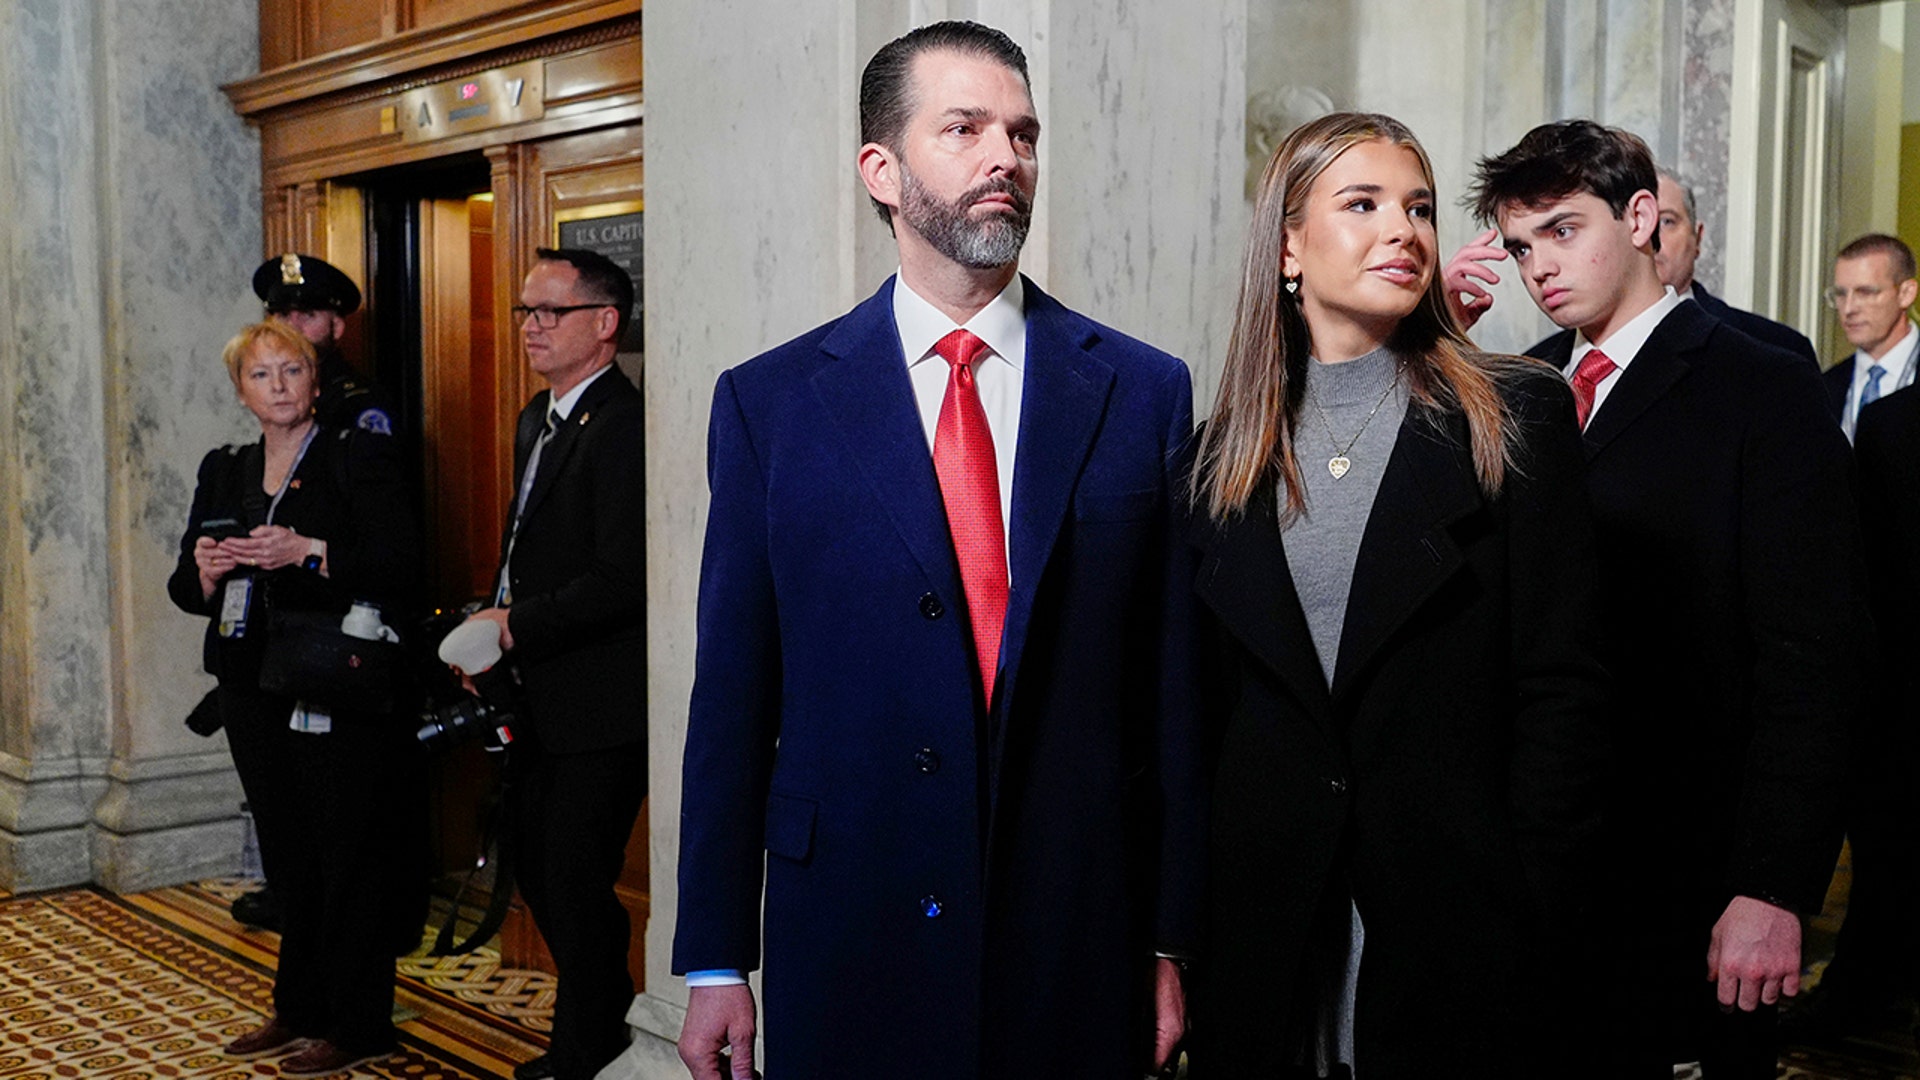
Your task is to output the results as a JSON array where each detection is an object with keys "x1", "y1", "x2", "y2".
[
  {"x1": 932, "y1": 329, "x2": 1009, "y2": 706},
  {"x1": 1570, "y1": 348, "x2": 1618, "y2": 430}
]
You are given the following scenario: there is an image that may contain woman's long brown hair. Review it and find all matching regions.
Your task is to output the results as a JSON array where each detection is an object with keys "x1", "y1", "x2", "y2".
[{"x1": 1195, "y1": 112, "x2": 1531, "y2": 524}]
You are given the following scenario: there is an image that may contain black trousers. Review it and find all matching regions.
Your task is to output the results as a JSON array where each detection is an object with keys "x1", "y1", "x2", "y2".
[
  {"x1": 221, "y1": 685, "x2": 415, "y2": 1053},
  {"x1": 1821, "y1": 702, "x2": 1920, "y2": 1005},
  {"x1": 508, "y1": 739, "x2": 646, "y2": 1080}
]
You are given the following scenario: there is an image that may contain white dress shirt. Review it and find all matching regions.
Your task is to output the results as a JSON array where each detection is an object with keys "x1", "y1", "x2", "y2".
[
  {"x1": 894, "y1": 273, "x2": 1026, "y2": 532},
  {"x1": 1843, "y1": 320, "x2": 1920, "y2": 441},
  {"x1": 551, "y1": 362, "x2": 615, "y2": 422},
  {"x1": 1564, "y1": 287, "x2": 1684, "y2": 422}
]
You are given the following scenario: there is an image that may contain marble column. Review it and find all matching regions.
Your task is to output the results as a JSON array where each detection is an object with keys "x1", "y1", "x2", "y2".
[{"x1": 0, "y1": 0, "x2": 261, "y2": 894}]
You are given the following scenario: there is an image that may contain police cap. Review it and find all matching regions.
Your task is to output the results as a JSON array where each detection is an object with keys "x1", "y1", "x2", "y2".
[{"x1": 252, "y1": 253, "x2": 361, "y2": 315}]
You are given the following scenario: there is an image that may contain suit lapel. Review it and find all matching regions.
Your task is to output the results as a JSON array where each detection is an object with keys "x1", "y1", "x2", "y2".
[
  {"x1": 810, "y1": 278, "x2": 966, "y2": 603},
  {"x1": 520, "y1": 371, "x2": 625, "y2": 522},
  {"x1": 1826, "y1": 357, "x2": 1855, "y2": 420},
  {"x1": 1191, "y1": 484, "x2": 1334, "y2": 724},
  {"x1": 995, "y1": 281, "x2": 1115, "y2": 706},
  {"x1": 1329, "y1": 407, "x2": 1478, "y2": 704},
  {"x1": 1580, "y1": 303, "x2": 1702, "y2": 457}
]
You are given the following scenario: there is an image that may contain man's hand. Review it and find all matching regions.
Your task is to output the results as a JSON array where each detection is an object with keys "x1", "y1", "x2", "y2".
[
  {"x1": 462, "y1": 607, "x2": 515, "y2": 653},
  {"x1": 1706, "y1": 895, "x2": 1802, "y2": 1010},
  {"x1": 1443, "y1": 228, "x2": 1510, "y2": 330},
  {"x1": 679, "y1": 984, "x2": 758, "y2": 1080},
  {"x1": 1151, "y1": 957, "x2": 1187, "y2": 1074}
]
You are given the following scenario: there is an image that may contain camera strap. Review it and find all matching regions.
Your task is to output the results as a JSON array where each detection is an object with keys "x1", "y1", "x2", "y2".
[{"x1": 428, "y1": 765, "x2": 518, "y2": 956}]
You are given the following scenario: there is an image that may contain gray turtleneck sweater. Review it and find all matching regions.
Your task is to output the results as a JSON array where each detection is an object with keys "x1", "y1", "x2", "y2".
[{"x1": 1288, "y1": 344, "x2": 1410, "y2": 688}]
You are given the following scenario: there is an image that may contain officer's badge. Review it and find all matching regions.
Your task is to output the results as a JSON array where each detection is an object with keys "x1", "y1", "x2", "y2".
[{"x1": 280, "y1": 253, "x2": 304, "y2": 285}]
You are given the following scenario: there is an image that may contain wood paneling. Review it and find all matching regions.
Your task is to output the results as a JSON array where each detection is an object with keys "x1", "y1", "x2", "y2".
[
  {"x1": 544, "y1": 38, "x2": 640, "y2": 107},
  {"x1": 260, "y1": 0, "x2": 299, "y2": 70},
  {"x1": 232, "y1": 17, "x2": 639, "y2": 190},
  {"x1": 306, "y1": 0, "x2": 387, "y2": 59},
  {"x1": 234, "y1": 0, "x2": 638, "y2": 114},
  {"x1": 419, "y1": 193, "x2": 503, "y2": 607},
  {"x1": 413, "y1": 0, "x2": 528, "y2": 34}
]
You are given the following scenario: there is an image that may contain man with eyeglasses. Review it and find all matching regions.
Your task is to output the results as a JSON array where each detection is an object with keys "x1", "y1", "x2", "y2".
[
  {"x1": 1786, "y1": 232, "x2": 1920, "y2": 1048},
  {"x1": 1823, "y1": 234, "x2": 1920, "y2": 442},
  {"x1": 458, "y1": 246, "x2": 646, "y2": 1080}
]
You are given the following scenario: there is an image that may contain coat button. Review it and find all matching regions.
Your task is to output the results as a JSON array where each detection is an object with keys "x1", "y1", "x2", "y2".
[
  {"x1": 1327, "y1": 776, "x2": 1349, "y2": 795},
  {"x1": 918, "y1": 593, "x2": 943, "y2": 619},
  {"x1": 920, "y1": 895, "x2": 943, "y2": 918},
  {"x1": 913, "y1": 748, "x2": 941, "y2": 774}
]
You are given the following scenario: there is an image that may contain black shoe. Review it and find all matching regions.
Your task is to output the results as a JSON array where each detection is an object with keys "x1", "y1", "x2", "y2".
[
  {"x1": 229, "y1": 887, "x2": 283, "y2": 932},
  {"x1": 513, "y1": 1053, "x2": 557, "y2": 1080}
]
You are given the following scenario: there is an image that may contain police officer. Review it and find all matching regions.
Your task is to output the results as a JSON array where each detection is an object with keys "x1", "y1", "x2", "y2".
[{"x1": 252, "y1": 253, "x2": 396, "y2": 436}]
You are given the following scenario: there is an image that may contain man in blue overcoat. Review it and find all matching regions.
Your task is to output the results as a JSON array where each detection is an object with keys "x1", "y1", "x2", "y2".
[{"x1": 672, "y1": 20, "x2": 1200, "y2": 1080}]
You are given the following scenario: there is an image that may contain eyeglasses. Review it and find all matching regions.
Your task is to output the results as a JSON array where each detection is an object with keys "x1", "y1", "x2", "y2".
[
  {"x1": 510, "y1": 303, "x2": 612, "y2": 328},
  {"x1": 1824, "y1": 285, "x2": 1897, "y2": 308}
]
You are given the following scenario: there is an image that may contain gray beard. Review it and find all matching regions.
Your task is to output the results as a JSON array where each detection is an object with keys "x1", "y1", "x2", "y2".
[{"x1": 899, "y1": 164, "x2": 1031, "y2": 270}]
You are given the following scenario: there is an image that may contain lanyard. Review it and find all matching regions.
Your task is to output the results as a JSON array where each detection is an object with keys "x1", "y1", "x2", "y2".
[{"x1": 265, "y1": 425, "x2": 319, "y2": 526}]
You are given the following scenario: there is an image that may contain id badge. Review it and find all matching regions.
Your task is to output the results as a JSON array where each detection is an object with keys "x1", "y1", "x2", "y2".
[
  {"x1": 288, "y1": 701, "x2": 333, "y2": 735},
  {"x1": 217, "y1": 576, "x2": 253, "y2": 639}
]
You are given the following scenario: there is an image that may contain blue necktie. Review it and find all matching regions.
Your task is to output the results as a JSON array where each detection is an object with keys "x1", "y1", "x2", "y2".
[{"x1": 1861, "y1": 364, "x2": 1887, "y2": 409}]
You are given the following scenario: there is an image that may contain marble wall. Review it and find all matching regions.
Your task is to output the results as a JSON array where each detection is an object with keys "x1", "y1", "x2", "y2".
[{"x1": 0, "y1": 0, "x2": 260, "y2": 893}]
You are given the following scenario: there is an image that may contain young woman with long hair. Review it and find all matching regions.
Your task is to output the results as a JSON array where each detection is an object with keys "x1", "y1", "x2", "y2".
[{"x1": 1185, "y1": 112, "x2": 1610, "y2": 1078}]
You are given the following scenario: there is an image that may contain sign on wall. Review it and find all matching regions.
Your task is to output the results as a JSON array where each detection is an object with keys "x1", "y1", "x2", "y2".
[{"x1": 557, "y1": 208, "x2": 642, "y2": 354}]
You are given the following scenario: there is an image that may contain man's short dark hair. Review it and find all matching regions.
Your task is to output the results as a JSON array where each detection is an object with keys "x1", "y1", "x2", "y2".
[
  {"x1": 536, "y1": 247, "x2": 635, "y2": 341},
  {"x1": 1468, "y1": 120, "x2": 1661, "y2": 251},
  {"x1": 1837, "y1": 233, "x2": 1918, "y2": 283},
  {"x1": 858, "y1": 20, "x2": 1030, "y2": 227}
]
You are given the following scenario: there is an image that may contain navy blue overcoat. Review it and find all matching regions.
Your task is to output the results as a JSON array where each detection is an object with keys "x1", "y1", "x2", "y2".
[{"x1": 673, "y1": 276, "x2": 1202, "y2": 1078}]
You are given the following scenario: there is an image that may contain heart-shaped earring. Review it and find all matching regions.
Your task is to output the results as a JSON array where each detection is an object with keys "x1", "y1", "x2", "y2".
[{"x1": 1284, "y1": 276, "x2": 1300, "y2": 296}]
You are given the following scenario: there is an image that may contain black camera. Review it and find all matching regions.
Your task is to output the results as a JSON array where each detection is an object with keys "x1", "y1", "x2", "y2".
[
  {"x1": 417, "y1": 663, "x2": 521, "y2": 752},
  {"x1": 414, "y1": 605, "x2": 522, "y2": 754}
]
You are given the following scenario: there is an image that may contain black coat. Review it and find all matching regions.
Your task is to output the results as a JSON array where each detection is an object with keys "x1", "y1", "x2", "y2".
[
  {"x1": 1528, "y1": 303, "x2": 1869, "y2": 920},
  {"x1": 1690, "y1": 283, "x2": 1818, "y2": 371},
  {"x1": 497, "y1": 367, "x2": 647, "y2": 754},
  {"x1": 167, "y1": 425, "x2": 417, "y2": 683},
  {"x1": 1855, "y1": 386, "x2": 1920, "y2": 724},
  {"x1": 1188, "y1": 368, "x2": 1610, "y2": 1075}
]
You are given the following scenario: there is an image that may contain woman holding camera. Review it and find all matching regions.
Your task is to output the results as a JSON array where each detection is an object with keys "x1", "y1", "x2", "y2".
[
  {"x1": 168, "y1": 320, "x2": 420, "y2": 1076},
  {"x1": 1184, "y1": 113, "x2": 1611, "y2": 1076}
]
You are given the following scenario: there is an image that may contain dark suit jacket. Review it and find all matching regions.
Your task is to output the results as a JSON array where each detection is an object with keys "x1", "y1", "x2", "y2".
[
  {"x1": 1825, "y1": 336, "x2": 1920, "y2": 427},
  {"x1": 498, "y1": 366, "x2": 647, "y2": 754},
  {"x1": 1187, "y1": 370, "x2": 1610, "y2": 1074},
  {"x1": 1691, "y1": 283, "x2": 1818, "y2": 370},
  {"x1": 1854, "y1": 385, "x2": 1920, "y2": 728},
  {"x1": 169, "y1": 427, "x2": 418, "y2": 686},
  {"x1": 1528, "y1": 305, "x2": 1868, "y2": 924},
  {"x1": 673, "y1": 276, "x2": 1201, "y2": 1079}
]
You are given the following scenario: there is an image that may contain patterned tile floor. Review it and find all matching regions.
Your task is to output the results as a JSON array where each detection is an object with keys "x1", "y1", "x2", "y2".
[
  {"x1": 0, "y1": 879, "x2": 553, "y2": 1079},
  {"x1": 2, "y1": 877, "x2": 1912, "y2": 1078}
]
